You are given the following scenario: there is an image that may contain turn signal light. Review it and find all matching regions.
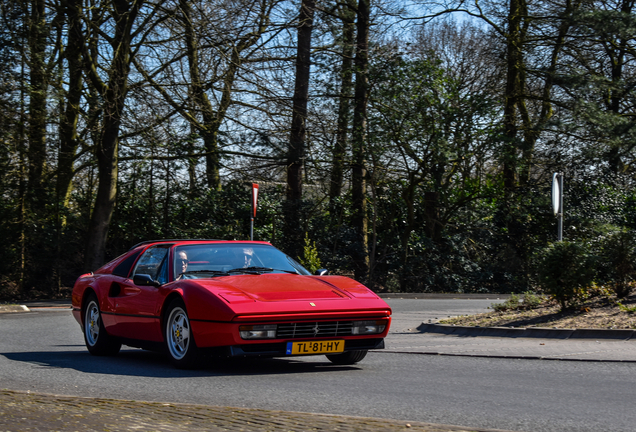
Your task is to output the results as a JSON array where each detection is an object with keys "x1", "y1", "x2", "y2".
[
  {"x1": 351, "y1": 320, "x2": 386, "y2": 335},
  {"x1": 239, "y1": 324, "x2": 277, "y2": 339}
]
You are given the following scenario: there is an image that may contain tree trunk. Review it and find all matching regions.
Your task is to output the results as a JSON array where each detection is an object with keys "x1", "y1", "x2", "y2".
[
  {"x1": 285, "y1": 0, "x2": 315, "y2": 258},
  {"x1": 287, "y1": 0, "x2": 315, "y2": 202},
  {"x1": 502, "y1": 0, "x2": 526, "y2": 193},
  {"x1": 187, "y1": 126, "x2": 198, "y2": 196},
  {"x1": 18, "y1": 54, "x2": 27, "y2": 292},
  {"x1": 203, "y1": 47, "x2": 243, "y2": 191},
  {"x1": 351, "y1": 0, "x2": 370, "y2": 282},
  {"x1": 400, "y1": 179, "x2": 416, "y2": 268},
  {"x1": 605, "y1": 0, "x2": 632, "y2": 173},
  {"x1": 329, "y1": 0, "x2": 356, "y2": 205},
  {"x1": 85, "y1": 115, "x2": 120, "y2": 271},
  {"x1": 181, "y1": 0, "x2": 220, "y2": 191},
  {"x1": 424, "y1": 192, "x2": 441, "y2": 242},
  {"x1": 57, "y1": 0, "x2": 83, "y2": 213},
  {"x1": 27, "y1": 0, "x2": 49, "y2": 209}
]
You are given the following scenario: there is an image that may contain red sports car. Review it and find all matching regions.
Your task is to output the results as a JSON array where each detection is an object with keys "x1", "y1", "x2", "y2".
[{"x1": 72, "y1": 240, "x2": 392, "y2": 368}]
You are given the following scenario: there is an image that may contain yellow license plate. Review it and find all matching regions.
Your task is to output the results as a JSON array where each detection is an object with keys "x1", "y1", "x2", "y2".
[{"x1": 286, "y1": 340, "x2": 345, "y2": 355}]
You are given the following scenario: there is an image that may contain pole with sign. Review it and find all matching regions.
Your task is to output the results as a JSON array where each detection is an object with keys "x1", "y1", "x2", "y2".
[
  {"x1": 250, "y1": 183, "x2": 259, "y2": 241},
  {"x1": 552, "y1": 173, "x2": 563, "y2": 241}
]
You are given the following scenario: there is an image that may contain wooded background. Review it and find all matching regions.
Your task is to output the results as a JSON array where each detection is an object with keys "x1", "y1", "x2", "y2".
[{"x1": 1, "y1": 0, "x2": 635, "y2": 299}]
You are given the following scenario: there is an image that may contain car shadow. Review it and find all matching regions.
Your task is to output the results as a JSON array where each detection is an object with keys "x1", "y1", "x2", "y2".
[{"x1": 0, "y1": 348, "x2": 361, "y2": 378}]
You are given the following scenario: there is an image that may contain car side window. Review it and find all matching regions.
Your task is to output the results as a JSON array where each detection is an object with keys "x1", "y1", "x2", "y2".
[
  {"x1": 112, "y1": 250, "x2": 142, "y2": 278},
  {"x1": 133, "y1": 246, "x2": 169, "y2": 281},
  {"x1": 156, "y1": 254, "x2": 169, "y2": 285}
]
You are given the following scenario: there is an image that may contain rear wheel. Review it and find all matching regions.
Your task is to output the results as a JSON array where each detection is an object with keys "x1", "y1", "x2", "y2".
[
  {"x1": 83, "y1": 294, "x2": 121, "y2": 356},
  {"x1": 165, "y1": 298, "x2": 200, "y2": 369},
  {"x1": 326, "y1": 349, "x2": 368, "y2": 365}
]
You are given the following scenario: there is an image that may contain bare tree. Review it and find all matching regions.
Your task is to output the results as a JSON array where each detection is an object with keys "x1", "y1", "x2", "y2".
[
  {"x1": 132, "y1": 0, "x2": 281, "y2": 191},
  {"x1": 83, "y1": 0, "x2": 166, "y2": 271}
]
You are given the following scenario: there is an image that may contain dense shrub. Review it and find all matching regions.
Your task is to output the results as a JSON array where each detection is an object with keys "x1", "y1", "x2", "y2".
[
  {"x1": 595, "y1": 230, "x2": 636, "y2": 298},
  {"x1": 533, "y1": 241, "x2": 596, "y2": 310}
]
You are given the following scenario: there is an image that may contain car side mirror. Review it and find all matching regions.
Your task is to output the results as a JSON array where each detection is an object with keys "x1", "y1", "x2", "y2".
[
  {"x1": 133, "y1": 274, "x2": 161, "y2": 287},
  {"x1": 315, "y1": 269, "x2": 329, "y2": 276}
]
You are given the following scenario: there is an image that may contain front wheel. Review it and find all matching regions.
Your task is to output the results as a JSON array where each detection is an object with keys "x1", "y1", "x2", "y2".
[
  {"x1": 165, "y1": 298, "x2": 199, "y2": 369},
  {"x1": 326, "y1": 349, "x2": 368, "y2": 365},
  {"x1": 83, "y1": 294, "x2": 121, "y2": 356}
]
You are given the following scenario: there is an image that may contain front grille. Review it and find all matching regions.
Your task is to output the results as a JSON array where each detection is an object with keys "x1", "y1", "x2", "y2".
[{"x1": 276, "y1": 321, "x2": 354, "y2": 339}]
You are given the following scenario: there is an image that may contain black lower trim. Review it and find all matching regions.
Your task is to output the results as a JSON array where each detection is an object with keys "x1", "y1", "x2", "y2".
[
  {"x1": 200, "y1": 338, "x2": 385, "y2": 358},
  {"x1": 101, "y1": 311, "x2": 160, "y2": 319},
  {"x1": 118, "y1": 337, "x2": 165, "y2": 352},
  {"x1": 346, "y1": 338, "x2": 384, "y2": 350}
]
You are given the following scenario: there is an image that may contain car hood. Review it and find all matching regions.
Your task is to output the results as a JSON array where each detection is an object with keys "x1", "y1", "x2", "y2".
[{"x1": 193, "y1": 273, "x2": 364, "y2": 302}]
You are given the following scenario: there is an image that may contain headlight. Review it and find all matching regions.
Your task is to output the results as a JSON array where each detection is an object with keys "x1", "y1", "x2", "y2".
[
  {"x1": 239, "y1": 324, "x2": 277, "y2": 339},
  {"x1": 351, "y1": 320, "x2": 386, "y2": 335}
]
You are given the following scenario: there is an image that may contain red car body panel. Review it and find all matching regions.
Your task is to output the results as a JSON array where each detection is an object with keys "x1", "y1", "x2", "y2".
[{"x1": 72, "y1": 240, "x2": 392, "y2": 357}]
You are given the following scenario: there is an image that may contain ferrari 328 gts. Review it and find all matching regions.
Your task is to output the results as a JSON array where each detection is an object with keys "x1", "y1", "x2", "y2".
[{"x1": 71, "y1": 240, "x2": 392, "y2": 368}]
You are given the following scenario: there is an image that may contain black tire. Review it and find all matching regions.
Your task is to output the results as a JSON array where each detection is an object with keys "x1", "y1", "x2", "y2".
[
  {"x1": 326, "y1": 349, "x2": 368, "y2": 365},
  {"x1": 83, "y1": 294, "x2": 121, "y2": 356},
  {"x1": 164, "y1": 298, "x2": 200, "y2": 369}
]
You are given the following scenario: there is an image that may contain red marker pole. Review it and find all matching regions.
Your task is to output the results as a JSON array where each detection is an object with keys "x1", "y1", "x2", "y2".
[{"x1": 250, "y1": 183, "x2": 259, "y2": 240}]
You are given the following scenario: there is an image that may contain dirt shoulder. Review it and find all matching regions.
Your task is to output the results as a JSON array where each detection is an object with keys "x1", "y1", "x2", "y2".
[{"x1": 441, "y1": 293, "x2": 636, "y2": 329}]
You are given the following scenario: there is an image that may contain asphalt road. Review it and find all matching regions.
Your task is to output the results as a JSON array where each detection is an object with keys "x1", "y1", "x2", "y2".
[{"x1": 1, "y1": 299, "x2": 635, "y2": 432}]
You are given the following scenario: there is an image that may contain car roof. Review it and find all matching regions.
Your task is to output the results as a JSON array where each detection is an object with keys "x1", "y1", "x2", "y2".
[{"x1": 129, "y1": 239, "x2": 271, "y2": 251}]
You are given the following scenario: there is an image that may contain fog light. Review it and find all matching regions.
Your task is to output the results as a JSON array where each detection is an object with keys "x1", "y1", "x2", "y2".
[
  {"x1": 239, "y1": 324, "x2": 277, "y2": 339},
  {"x1": 352, "y1": 320, "x2": 386, "y2": 335}
]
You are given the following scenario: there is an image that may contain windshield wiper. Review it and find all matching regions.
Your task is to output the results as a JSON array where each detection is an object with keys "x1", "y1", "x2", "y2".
[
  {"x1": 226, "y1": 266, "x2": 272, "y2": 274},
  {"x1": 274, "y1": 269, "x2": 299, "y2": 274},
  {"x1": 226, "y1": 267, "x2": 298, "y2": 275},
  {"x1": 179, "y1": 270, "x2": 229, "y2": 277}
]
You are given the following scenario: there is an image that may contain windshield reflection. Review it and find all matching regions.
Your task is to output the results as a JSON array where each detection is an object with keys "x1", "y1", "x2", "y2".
[{"x1": 174, "y1": 243, "x2": 310, "y2": 279}]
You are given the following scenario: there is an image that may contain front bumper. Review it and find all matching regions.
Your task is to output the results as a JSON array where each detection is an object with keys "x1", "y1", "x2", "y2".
[{"x1": 191, "y1": 316, "x2": 391, "y2": 348}]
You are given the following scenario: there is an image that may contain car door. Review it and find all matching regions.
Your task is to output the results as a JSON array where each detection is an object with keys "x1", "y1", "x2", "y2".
[{"x1": 109, "y1": 245, "x2": 169, "y2": 341}]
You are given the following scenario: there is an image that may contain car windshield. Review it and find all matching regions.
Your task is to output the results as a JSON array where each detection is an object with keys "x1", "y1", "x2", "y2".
[{"x1": 173, "y1": 243, "x2": 310, "y2": 280}]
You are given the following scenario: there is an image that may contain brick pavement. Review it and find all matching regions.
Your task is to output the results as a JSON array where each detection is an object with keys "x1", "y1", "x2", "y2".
[{"x1": 0, "y1": 390, "x2": 510, "y2": 432}]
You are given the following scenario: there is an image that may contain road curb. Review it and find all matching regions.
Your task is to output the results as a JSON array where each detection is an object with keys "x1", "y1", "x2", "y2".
[
  {"x1": 378, "y1": 293, "x2": 511, "y2": 300},
  {"x1": 0, "y1": 300, "x2": 71, "y2": 313},
  {"x1": 0, "y1": 304, "x2": 30, "y2": 314},
  {"x1": 378, "y1": 349, "x2": 636, "y2": 363},
  {"x1": 417, "y1": 323, "x2": 636, "y2": 340},
  {"x1": 21, "y1": 300, "x2": 72, "y2": 308}
]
